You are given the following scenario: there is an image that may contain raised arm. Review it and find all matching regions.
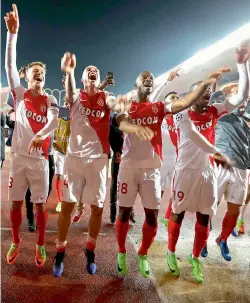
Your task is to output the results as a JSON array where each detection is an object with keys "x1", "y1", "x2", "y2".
[
  {"x1": 223, "y1": 62, "x2": 249, "y2": 112},
  {"x1": 170, "y1": 67, "x2": 231, "y2": 114},
  {"x1": 153, "y1": 68, "x2": 181, "y2": 101},
  {"x1": 214, "y1": 46, "x2": 250, "y2": 115},
  {"x1": 4, "y1": 4, "x2": 21, "y2": 90},
  {"x1": 61, "y1": 52, "x2": 78, "y2": 103}
]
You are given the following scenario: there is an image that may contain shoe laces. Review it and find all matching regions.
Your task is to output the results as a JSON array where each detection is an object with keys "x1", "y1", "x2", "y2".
[
  {"x1": 193, "y1": 258, "x2": 202, "y2": 273},
  {"x1": 37, "y1": 246, "x2": 46, "y2": 258},
  {"x1": 221, "y1": 241, "x2": 229, "y2": 254},
  {"x1": 8, "y1": 243, "x2": 18, "y2": 255}
]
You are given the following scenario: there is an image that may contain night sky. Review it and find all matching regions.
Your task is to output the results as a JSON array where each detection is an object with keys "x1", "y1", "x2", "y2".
[{"x1": 1, "y1": 0, "x2": 250, "y2": 95}]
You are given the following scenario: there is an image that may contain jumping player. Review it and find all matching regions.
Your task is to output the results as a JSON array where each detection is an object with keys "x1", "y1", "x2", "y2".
[
  {"x1": 53, "y1": 52, "x2": 133, "y2": 277},
  {"x1": 4, "y1": 4, "x2": 58, "y2": 267}
]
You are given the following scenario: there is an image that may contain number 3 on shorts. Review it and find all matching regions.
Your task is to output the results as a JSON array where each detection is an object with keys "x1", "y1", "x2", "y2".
[
  {"x1": 117, "y1": 182, "x2": 128, "y2": 194},
  {"x1": 8, "y1": 177, "x2": 13, "y2": 189},
  {"x1": 172, "y1": 190, "x2": 184, "y2": 201}
]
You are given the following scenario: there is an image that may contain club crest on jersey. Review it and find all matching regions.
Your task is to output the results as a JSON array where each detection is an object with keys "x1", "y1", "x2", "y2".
[
  {"x1": 152, "y1": 105, "x2": 158, "y2": 114},
  {"x1": 97, "y1": 98, "x2": 105, "y2": 107},
  {"x1": 40, "y1": 105, "x2": 46, "y2": 113}
]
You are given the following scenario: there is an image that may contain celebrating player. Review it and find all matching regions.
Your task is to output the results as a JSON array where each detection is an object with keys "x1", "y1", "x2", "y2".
[
  {"x1": 4, "y1": 4, "x2": 58, "y2": 267},
  {"x1": 115, "y1": 70, "x2": 219, "y2": 278},
  {"x1": 167, "y1": 48, "x2": 249, "y2": 283},
  {"x1": 53, "y1": 52, "x2": 133, "y2": 277}
]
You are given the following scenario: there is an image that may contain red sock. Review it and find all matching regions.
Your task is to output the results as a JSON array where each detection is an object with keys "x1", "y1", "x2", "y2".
[
  {"x1": 10, "y1": 209, "x2": 22, "y2": 244},
  {"x1": 86, "y1": 236, "x2": 96, "y2": 252},
  {"x1": 220, "y1": 212, "x2": 238, "y2": 242},
  {"x1": 116, "y1": 218, "x2": 129, "y2": 253},
  {"x1": 36, "y1": 208, "x2": 48, "y2": 246},
  {"x1": 193, "y1": 221, "x2": 210, "y2": 258},
  {"x1": 56, "y1": 179, "x2": 63, "y2": 202},
  {"x1": 164, "y1": 199, "x2": 172, "y2": 220},
  {"x1": 138, "y1": 221, "x2": 157, "y2": 256},
  {"x1": 168, "y1": 219, "x2": 182, "y2": 252}
]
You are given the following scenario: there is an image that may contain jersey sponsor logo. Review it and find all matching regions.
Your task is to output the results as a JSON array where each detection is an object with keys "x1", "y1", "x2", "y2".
[
  {"x1": 78, "y1": 106, "x2": 105, "y2": 118},
  {"x1": 129, "y1": 116, "x2": 159, "y2": 125},
  {"x1": 195, "y1": 120, "x2": 212, "y2": 132},
  {"x1": 166, "y1": 123, "x2": 176, "y2": 132},
  {"x1": 23, "y1": 108, "x2": 47, "y2": 124}
]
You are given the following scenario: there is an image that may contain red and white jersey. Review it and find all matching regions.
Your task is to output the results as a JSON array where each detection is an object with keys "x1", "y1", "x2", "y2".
[
  {"x1": 68, "y1": 90, "x2": 112, "y2": 158},
  {"x1": 11, "y1": 86, "x2": 58, "y2": 159},
  {"x1": 118, "y1": 101, "x2": 172, "y2": 168},
  {"x1": 162, "y1": 115, "x2": 177, "y2": 170},
  {"x1": 174, "y1": 104, "x2": 228, "y2": 170}
]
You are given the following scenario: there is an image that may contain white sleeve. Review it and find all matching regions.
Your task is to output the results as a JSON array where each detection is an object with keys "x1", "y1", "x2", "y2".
[
  {"x1": 5, "y1": 32, "x2": 26, "y2": 96},
  {"x1": 106, "y1": 91, "x2": 132, "y2": 113},
  {"x1": 214, "y1": 63, "x2": 249, "y2": 117},
  {"x1": 164, "y1": 102, "x2": 173, "y2": 115},
  {"x1": 36, "y1": 95, "x2": 59, "y2": 139},
  {"x1": 174, "y1": 110, "x2": 218, "y2": 154}
]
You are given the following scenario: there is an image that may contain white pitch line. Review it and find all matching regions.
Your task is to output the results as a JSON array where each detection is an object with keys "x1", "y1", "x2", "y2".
[
  {"x1": 128, "y1": 234, "x2": 166, "y2": 303},
  {"x1": 0, "y1": 227, "x2": 107, "y2": 236}
]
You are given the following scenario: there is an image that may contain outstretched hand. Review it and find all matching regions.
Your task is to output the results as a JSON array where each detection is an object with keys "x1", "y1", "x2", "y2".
[
  {"x1": 167, "y1": 68, "x2": 181, "y2": 82},
  {"x1": 236, "y1": 40, "x2": 250, "y2": 64},
  {"x1": 4, "y1": 4, "x2": 19, "y2": 34},
  {"x1": 61, "y1": 52, "x2": 76, "y2": 74},
  {"x1": 207, "y1": 66, "x2": 232, "y2": 83}
]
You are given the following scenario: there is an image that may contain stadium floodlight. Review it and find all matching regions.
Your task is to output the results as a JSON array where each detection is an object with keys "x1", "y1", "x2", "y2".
[{"x1": 182, "y1": 21, "x2": 250, "y2": 73}]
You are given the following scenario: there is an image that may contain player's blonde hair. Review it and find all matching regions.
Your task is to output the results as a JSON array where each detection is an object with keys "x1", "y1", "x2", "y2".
[{"x1": 19, "y1": 61, "x2": 47, "y2": 79}]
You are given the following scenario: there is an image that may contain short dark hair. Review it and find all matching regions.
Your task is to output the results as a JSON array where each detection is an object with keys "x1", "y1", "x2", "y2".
[{"x1": 164, "y1": 91, "x2": 178, "y2": 99}]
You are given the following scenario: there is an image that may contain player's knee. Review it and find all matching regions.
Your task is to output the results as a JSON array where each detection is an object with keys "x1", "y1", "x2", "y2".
[
  {"x1": 11, "y1": 200, "x2": 23, "y2": 210},
  {"x1": 145, "y1": 209, "x2": 158, "y2": 227},
  {"x1": 227, "y1": 202, "x2": 241, "y2": 216},
  {"x1": 196, "y1": 212, "x2": 210, "y2": 227},
  {"x1": 91, "y1": 205, "x2": 103, "y2": 217},
  {"x1": 171, "y1": 211, "x2": 185, "y2": 224},
  {"x1": 35, "y1": 203, "x2": 46, "y2": 212},
  {"x1": 118, "y1": 207, "x2": 131, "y2": 222},
  {"x1": 61, "y1": 201, "x2": 75, "y2": 216}
]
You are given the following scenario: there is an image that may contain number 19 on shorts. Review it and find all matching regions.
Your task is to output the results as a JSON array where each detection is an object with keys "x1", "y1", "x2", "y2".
[
  {"x1": 117, "y1": 182, "x2": 128, "y2": 194},
  {"x1": 172, "y1": 190, "x2": 184, "y2": 201}
]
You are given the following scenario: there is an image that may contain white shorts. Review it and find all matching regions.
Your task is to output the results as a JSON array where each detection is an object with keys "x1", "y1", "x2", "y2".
[
  {"x1": 217, "y1": 165, "x2": 249, "y2": 205},
  {"x1": 117, "y1": 167, "x2": 161, "y2": 210},
  {"x1": 54, "y1": 150, "x2": 65, "y2": 175},
  {"x1": 8, "y1": 153, "x2": 49, "y2": 203},
  {"x1": 160, "y1": 166, "x2": 174, "y2": 191},
  {"x1": 171, "y1": 168, "x2": 217, "y2": 215},
  {"x1": 62, "y1": 155, "x2": 108, "y2": 208}
]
